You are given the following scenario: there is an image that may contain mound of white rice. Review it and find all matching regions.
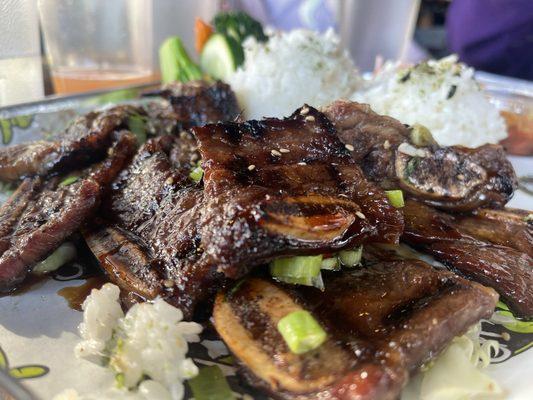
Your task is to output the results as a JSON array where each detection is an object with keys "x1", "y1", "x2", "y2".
[
  {"x1": 352, "y1": 55, "x2": 507, "y2": 148},
  {"x1": 228, "y1": 28, "x2": 361, "y2": 119}
]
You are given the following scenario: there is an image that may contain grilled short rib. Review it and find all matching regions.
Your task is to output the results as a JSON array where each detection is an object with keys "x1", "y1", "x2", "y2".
[
  {"x1": 84, "y1": 134, "x2": 213, "y2": 314},
  {"x1": 144, "y1": 80, "x2": 241, "y2": 129},
  {"x1": 86, "y1": 106, "x2": 403, "y2": 318},
  {"x1": 192, "y1": 105, "x2": 403, "y2": 277},
  {"x1": 0, "y1": 105, "x2": 144, "y2": 182},
  {"x1": 323, "y1": 100, "x2": 517, "y2": 212},
  {"x1": 214, "y1": 261, "x2": 498, "y2": 400},
  {"x1": 402, "y1": 200, "x2": 533, "y2": 319},
  {"x1": 0, "y1": 132, "x2": 136, "y2": 291}
]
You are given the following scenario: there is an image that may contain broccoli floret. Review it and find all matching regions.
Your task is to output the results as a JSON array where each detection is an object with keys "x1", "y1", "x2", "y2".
[{"x1": 212, "y1": 11, "x2": 267, "y2": 45}]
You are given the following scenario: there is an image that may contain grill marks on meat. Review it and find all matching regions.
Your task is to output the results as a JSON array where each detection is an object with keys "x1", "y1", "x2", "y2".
[
  {"x1": 323, "y1": 100, "x2": 517, "y2": 211},
  {"x1": 454, "y1": 208, "x2": 533, "y2": 257},
  {"x1": 83, "y1": 135, "x2": 220, "y2": 316},
  {"x1": 145, "y1": 80, "x2": 240, "y2": 129},
  {"x1": 85, "y1": 105, "x2": 403, "y2": 317},
  {"x1": 192, "y1": 106, "x2": 403, "y2": 276},
  {"x1": 0, "y1": 132, "x2": 136, "y2": 291},
  {"x1": 0, "y1": 105, "x2": 144, "y2": 182},
  {"x1": 402, "y1": 200, "x2": 533, "y2": 318},
  {"x1": 213, "y1": 262, "x2": 498, "y2": 400}
]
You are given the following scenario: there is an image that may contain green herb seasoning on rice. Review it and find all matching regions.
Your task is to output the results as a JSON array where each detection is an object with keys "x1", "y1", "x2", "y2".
[{"x1": 352, "y1": 55, "x2": 507, "y2": 148}]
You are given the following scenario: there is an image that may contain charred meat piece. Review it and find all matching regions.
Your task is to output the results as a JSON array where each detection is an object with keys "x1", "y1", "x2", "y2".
[
  {"x1": 83, "y1": 135, "x2": 221, "y2": 317},
  {"x1": 214, "y1": 262, "x2": 498, "y2": 400},
  {"x1": 402, "y1": 200, "x2": 533, "y2": 318},
  {"x1": 145, "y1": 80, "x2": 240, "y2": 129},
  {"x1": 86, "y1": 106, "x2": 403, "y2": 318},
  {"x1": 0, "y1": 105, "x2": 144, "y2": 182},
  {"x1": 192, "y1": 105, "x2": 403, "y2": 277},
  {"x1": 323, "y1": 100, "x2": 517, "y2": 211},
  {"x1": 0, "y1": 132, "x2": 136, "y2": 291},
  {"x1": 454, "y1": 208, "x2": 533, "y2": 257}
]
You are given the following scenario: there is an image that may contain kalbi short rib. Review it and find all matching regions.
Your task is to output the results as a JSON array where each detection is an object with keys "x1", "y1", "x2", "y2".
[
  {"x1": 144, "y1": 80, "x2": 241, "y2": 129},
  {"x1": 0, "y1": 105, "x2": 144, "y2": 182},
  {"x1": 86, "y1": 106, "x2": 403, "y2": 317},
  {"x1": 192, "y1": 105, "x2": 403, "y2": 276},
  {"x1": 83, "y1": 135, "x2": 218, "y2": 315},
  {"x1": 213, "y1": 261, "x2": 498, "y2": 400},
  {"x1": 402, "y1": 199, "x2": 533, "y2": 318},
  {"x1": 0, "y1": 132, "x2": 136, "y2": 291},
  {"x1": 323, "y1": 100, "x2": 517, "y2": 211}
]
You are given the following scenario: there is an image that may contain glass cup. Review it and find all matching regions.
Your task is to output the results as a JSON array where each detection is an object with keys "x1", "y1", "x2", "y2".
[
  {"x1": 338, "y1": 0, "x2": 421, "y2": 71},
  {"x1": 0, "y1": 0, "x2": 44, "y2": 106},
  {"x1": 38, "y1": 0, "x2": 155, "y2": 95}
]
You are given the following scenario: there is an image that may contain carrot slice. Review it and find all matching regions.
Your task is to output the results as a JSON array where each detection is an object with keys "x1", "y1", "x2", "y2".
[{"x1": 195, "y1": 18, "x2": 213, "y2": 54}]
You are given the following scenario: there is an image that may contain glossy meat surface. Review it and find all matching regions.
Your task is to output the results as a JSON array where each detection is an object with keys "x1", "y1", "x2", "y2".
[
  {"x1": 192, "y1": 105, "x2": 403, "y2": 276},
  {"x1": 145, "y1": 80, "x2": 240, "y2": 129},
  {"x1": 0, "y1": 132, "x2": 136, "y2": 291},
  {"x1": 0, "y1": 105, "x2": 143, "y2": 182},
  {"x1": 402, "y1": 200, "x2": 533, "y2": 318},
  {"x1": 454, "y1": 208, "x2": 533, "y2": 257},
  {"x1": 323, "y1": 100, "x2": 517, "y2": 211},
  {"x1": 84, "y1": 135, "x2": 216, "y2": 316},
  {"x1": 214, "y1": 262, "x2": 498, "y2": 399},
  {"x1": 86, "y1": 106, "x2": 404, "y2": 317}
]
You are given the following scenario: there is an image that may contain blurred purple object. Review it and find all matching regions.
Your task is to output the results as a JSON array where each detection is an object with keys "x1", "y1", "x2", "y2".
[
  {"x1": 231, "y1": 0, "x2": 337, "y2": 31},
  {"x1": 447, "y1": 0, "x2": 533, "y2": 81}
]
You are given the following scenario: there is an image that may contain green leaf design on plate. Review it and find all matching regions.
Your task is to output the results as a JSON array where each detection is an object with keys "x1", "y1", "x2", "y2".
[
  {"x1": 9, "y1": 365, "x2": 49, "y2": 379},
  {"x1": 0, "y1": 115, "x2": 33, "y2": 144},
  {"x1": 87, "y1": 88, "x2": 140, "y2": 106},
  {"x1": 0, "y1": 347, "x2": 8, "y2": 370},
  {"x1": 0, "y1": 119, "x2": 13, "y2": 145},
  {"x1": 0, "y1": 346, "x2": 49, "y2": 380},
  {"x1": 13, "y1": 115, "x2": 32, "y2": 129},
  {"x1": 495, "y1": 301, "x2": 533, "y2": 333},
  {"x1": 218, "y1": 355, "x2": 234, "y2": 365}
]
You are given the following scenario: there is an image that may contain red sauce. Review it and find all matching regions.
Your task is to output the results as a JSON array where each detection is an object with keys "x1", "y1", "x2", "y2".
[{"x1": 500, "y1": 110, "x2": 533, "y2": 156}]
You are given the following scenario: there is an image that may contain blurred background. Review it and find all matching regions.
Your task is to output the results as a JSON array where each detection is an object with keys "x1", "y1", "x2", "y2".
[{"x1": 0, "y1": 0, "x2": 531, "y2": 106}]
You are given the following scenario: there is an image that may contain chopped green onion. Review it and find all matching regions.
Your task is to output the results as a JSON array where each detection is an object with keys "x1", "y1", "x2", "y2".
[
  {"x1": 385, "y1": 190, "x2": 405, "y2": 208},
  {"x1": 270, "y1": 255, "x2": 324, "y2": 289},
  {"x1": 59, "y1": 175, "x2": 79, "y2": 187},
  {"x1": 409, "y1": 123, "x2": 436, "y2": 147},
  {"x1": 159, "y1": 36, "x2": 203, "y2": 84},
  {"x1": 275, "y1": 274, "x2": 325, "y2": 291},
  {"x1": 127, "y1": 114, "x2": 147, "y2": 144},
  {"x1": 189, "y1": 165, "x2": 204, "y2": 183},
  {"x1": 188, "y1": 365, "x2": 235, "y2": 400},
  {"x1": 338, "y1": 246, "x2": 362, "y2": 267},
  {"x1": 321, "y1": 257, "x2": 340, "y2": 271},
  {"x1": 270, "y1": 255, "x2": 322, "y2": 278},
  {"x1": 277, "y1": 310, "x2": 327, "y2": 354},
  {"x1": 270, "y1": 255, "x2": 323, "y2": 279},
  {"x1": 33, "y1": 242, "x2": 77, "y2": 274}
]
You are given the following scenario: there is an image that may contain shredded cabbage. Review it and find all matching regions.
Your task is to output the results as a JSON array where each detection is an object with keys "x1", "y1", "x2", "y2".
[{"x1": 402, "y1": 323, "x2": 504, "y2": 400}]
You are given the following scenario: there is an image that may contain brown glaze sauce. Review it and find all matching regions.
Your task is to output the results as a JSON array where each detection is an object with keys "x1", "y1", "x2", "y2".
[
  {"x1": 0, "y1": 274, "x2": 49, "y2": 297},
  {"x1": 57, "y1": 276, "x2": 108, "y2": 311}
]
